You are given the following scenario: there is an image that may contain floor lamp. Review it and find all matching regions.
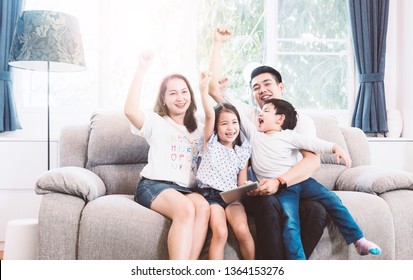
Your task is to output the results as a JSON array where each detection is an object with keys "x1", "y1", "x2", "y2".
[{"x1": 9, "y1": 10, "x2": 86, "y2": 170}]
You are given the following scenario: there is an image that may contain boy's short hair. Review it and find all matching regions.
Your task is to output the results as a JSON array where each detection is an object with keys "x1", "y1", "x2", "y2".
[
  {"x1": 250, "y1": 66, "x2": 282, "y2": 84},
  {"x1": 264, "y1": 99, "x2": 298, "y2": 130}
]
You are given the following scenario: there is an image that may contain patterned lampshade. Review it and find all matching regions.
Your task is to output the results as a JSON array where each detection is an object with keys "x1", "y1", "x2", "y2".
[{"x1": 9, "y1": 10, "x2": 86, "y2": 72}]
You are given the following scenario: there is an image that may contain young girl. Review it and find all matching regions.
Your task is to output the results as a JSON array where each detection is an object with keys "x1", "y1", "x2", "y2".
[
  {"x1": 196, "y1": 71, "x2": 255, "y2": 260},
  {"x1": 243, "y1": 98, "x2": 382, "y2": 260},
  {"x1": 124, "y1": 51, "x2": 210, "y2": 260}
]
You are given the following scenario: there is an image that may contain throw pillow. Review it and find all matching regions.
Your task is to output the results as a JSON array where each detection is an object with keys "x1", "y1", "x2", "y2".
[
  {"x1": 35, "y1": 166, "x2": 106, "y2": 201},
  {"x1": 335, "y1": 165, "x2": 413, "y2": 195}
]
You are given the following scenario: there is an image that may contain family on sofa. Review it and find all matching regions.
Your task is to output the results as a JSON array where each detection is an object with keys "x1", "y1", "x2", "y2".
[
  {"x1": 35, "y1": 26, "x2": 413, "y2": 260},
  {"x1": 123, "y1": 26, "x2": 381, "y2": 260}
]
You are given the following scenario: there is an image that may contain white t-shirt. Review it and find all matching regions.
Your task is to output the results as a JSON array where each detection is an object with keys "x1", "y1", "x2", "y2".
[
  {"x1": 223, "y1": 93, "x2": 317, "y2": 161},
  {"x1": 131, "y1": 111, "x2": 203, "y2": 188},
  {"x1": 241, "y1": 118, "x2": 333, "y2": 181}
]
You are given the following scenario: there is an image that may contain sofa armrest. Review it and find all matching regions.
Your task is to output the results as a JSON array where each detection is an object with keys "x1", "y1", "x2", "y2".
[
  {"x1": 335, "y1": 165, "x2": 413, "y2": 195},
  {"x1": 38, "y1": 193, "x2": 85, "y2": 259},
  {"x1": 35, "y1": 166, "x2": 106, "y2": 202}
]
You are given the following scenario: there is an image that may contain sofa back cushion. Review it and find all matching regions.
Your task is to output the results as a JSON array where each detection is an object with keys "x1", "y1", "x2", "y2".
[
  {"x1": 86, "y1": 111, "x2": 149, "y2": 195},
  {"x1": 310, "y1": 113, "x2": 349, "y2": 162},
  {"x1": 309, "y1": 113, "x2": 350, "y2": 189}
]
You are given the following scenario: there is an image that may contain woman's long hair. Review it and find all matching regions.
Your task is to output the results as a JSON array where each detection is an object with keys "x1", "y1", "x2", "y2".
[{"x1": 153, "y1": 74, "x2": 198, "y2": 132}]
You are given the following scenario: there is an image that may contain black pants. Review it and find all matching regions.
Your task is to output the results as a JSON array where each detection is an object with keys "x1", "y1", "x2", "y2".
[{"x1": 244, "y1": 195, "x2": 328, "y2": 259}]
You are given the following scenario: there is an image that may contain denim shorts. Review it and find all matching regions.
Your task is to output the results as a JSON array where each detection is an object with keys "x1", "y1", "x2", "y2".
[
  {"x1": 134, "y1": 177, "x2": 194, "y2": 209},
  {"x1": 196, "y1": 187, "x2": 228, "y2": 209}
]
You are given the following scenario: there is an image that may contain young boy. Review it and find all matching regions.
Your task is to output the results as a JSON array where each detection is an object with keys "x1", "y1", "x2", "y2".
[{"x1": 240, "y1": 98, "x2": 382, "y2": 260}]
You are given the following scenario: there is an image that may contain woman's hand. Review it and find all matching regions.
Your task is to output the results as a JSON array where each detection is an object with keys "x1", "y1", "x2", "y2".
[{"x1": 138, "y1": 50, "x2": 154, "y2": 70}]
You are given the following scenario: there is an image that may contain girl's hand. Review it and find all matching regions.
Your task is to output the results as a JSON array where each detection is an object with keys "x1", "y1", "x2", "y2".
[
  {"x1": 138, "y1": 50, "x2": 154, "y2": 70},
  {"x1": 199, "y1": 71, "x2": 213, "y2": 93},
  {"x1": 332, "y1": 144, "x2": 352, "y2": 168}
]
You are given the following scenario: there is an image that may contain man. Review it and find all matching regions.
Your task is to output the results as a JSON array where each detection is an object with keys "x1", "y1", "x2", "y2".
[{"x1": 207, "y1": 27, "x2": 328, "y2": 259}]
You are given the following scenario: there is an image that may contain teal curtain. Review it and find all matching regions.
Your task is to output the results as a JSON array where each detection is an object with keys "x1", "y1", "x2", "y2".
[
  {"x1": 348, "y1": 0, "x2": 390, "y2": 134},
  {"x1": 0, "y1": 0, "x2": 25, "y2": 132}
]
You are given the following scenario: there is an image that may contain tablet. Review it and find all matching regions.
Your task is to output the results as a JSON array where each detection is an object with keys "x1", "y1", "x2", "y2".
[{"x1": 220, "y1": 182, "x2": 258, "y2": 204}]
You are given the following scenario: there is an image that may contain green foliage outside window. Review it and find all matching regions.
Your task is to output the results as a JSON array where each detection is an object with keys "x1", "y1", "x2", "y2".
[
  {"x1": 197, "y1": 0, "x2": 265, "y2": 105},
  {"x1": 197, "y1": 0, "x2": 350, "y2": 110}
]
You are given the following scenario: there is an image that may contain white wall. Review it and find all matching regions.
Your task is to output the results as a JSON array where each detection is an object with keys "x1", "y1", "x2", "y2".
[{"x1": 397, "y1": 0, "x2": 413, "y2": 138}]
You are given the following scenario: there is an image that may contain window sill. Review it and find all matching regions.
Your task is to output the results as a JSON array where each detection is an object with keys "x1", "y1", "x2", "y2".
[{"x1": 367, "y1": 137, "x2": 413, "y2": 143}]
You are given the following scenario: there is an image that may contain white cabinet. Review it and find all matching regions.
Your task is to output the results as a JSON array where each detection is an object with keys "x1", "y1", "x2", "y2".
[
  {"x1": 367, "y1": 138, "x2": 413, "y2": 173},
  {"x1": 0, "y1": 139, "x2": 58, "y2": 250}
]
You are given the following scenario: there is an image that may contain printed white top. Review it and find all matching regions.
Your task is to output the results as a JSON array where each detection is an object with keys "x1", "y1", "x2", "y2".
[
  {"x1": 196, "y1": 133, "x2": 251, "y2": 192},
  {"x1": 131, "y1": 111, "x2": 203, "y2": 188}
]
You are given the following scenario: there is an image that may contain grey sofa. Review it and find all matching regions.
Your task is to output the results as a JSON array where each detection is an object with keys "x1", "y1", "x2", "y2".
[{"x1": 35, "y1": 111, "x2": 413, "y2": 260}]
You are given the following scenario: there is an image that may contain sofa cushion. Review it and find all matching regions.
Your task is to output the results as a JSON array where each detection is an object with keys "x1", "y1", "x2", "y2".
[
  {"x1": 91, "y1": 164, "x2": 144, "y2": 194},
  {"x1": 340, "y1": 127, "x2": 371, "y2": 167},
  {"x1": 78, "y1": 195, "x2": 170, "y2": 259},
  {"x1": 313, "y1": 164, "x2": 347, "y2": 190},
  {"x1": 35, "y1": 166, "x2": 106, "y2": 201},
  {"x1": 87, "y1": 111, "x2": 149, "y2": 167},
  {"x1": 86, "y1": 111, "x2": 150, "y2": 194},
  {"x1": 309, "y1": 113, "x2": 349, "y2": 166},
  {"x1": 335, "y1": 166, "x2": 413, "y2": 195}
]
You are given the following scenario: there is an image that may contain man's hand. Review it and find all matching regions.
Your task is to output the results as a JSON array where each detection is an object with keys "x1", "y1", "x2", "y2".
[
  {"x1": 214, "y1": 26, "x2": 232, "y2": 45},
  {"x1": 248, "y1": 178, "x2": 280, "y2": 196},
  {"x1": 218, "y1": 76, "x2": 229, "y2": 93},
  {"x1": 209, "y1": 76, "x2": 229, "y2": 103}
]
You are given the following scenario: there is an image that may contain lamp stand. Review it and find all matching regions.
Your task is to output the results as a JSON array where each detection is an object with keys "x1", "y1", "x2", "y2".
[
  {"x1": 47, "y1": 61, "x2": 50, "y2": 171},
  {"x1": 8, "y1": 10, "x2": 87, "y2": 171}
]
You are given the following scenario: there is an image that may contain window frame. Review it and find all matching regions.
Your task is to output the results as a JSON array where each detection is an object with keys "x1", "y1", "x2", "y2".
[
  {"x1": 263, "y1": 0, "x2": 356, "y2": 123},
  {"x1": 13, "y1": 0, "x2": 358, "y2": 138}
]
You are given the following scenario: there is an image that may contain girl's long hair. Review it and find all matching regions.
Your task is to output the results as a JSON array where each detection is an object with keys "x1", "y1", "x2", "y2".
[
  {"x1": 214, "y1": 103, "x2": 242, "y2": 147},
  {"x1": 153, "y1": 74, "x2": 198, "y2": 132}
]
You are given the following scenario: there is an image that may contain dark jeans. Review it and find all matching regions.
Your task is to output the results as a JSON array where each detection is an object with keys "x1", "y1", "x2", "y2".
[
  {"x1": 277, "y1": 178, "x2": 363, "y2": 259},
  {"x1": 244, "y1": 195, "x2": 328, "y2": 259}
]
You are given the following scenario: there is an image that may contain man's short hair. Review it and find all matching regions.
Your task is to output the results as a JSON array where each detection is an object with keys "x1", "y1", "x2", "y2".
[{"x1": 250, "y1": 66, "x2": 282, "y2": 84}]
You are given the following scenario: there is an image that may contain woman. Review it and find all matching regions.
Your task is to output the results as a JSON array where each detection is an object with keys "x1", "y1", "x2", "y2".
[{"x1": 124, "y1": 51, "x2": 210, "y2": 260}]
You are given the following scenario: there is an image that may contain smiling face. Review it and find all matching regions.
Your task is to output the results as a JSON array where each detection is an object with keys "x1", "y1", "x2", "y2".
[
  {"x1": 163, "y1": 78, "x2": 191, "y2": 118},
  {"x1": 257, "y1": 103, "x2": 284, "y2": 134},
  {"x1": 216, "y1": 111, "x2": 240, "y2": 148},
  {"x1": 251, "y1": 73, "x2": 284, "y2": 108}
]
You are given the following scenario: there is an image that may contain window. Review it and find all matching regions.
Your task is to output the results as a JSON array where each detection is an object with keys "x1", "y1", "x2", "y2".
[
  {"x1": 265, "y1": 0, "x2": 354, "y2": 110},
  {"x1": 197, "y1": 0, "x2": 265, "y2": 105},
  {"x1": 198, "y1": 0, "x2": 353, "y2": 111},
  {"x1": 17, "y1": 0, "x2": 352, "y2": 114}
]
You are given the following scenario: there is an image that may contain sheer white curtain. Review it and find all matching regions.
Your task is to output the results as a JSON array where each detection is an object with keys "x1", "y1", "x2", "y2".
[
  {"x1": 9, "y1": 0, "x2": 200, "y2": 138},
  {"x1": 18, "y1": 0, "x2": 200, "y2": 111}
]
